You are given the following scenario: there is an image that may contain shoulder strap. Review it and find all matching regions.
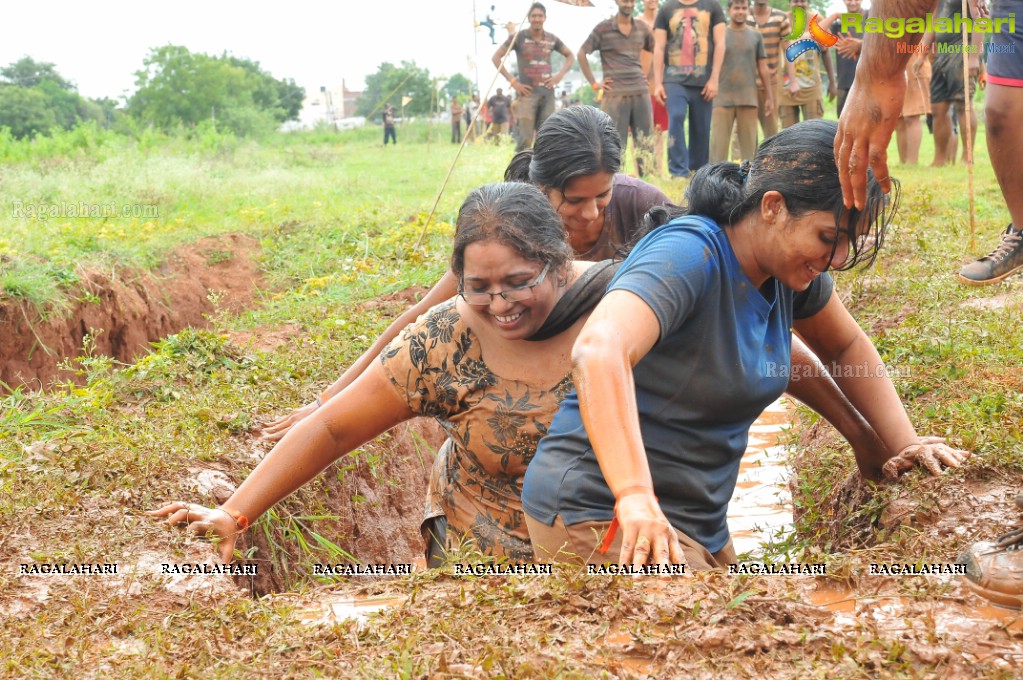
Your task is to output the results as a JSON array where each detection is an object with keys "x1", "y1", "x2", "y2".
[{"x1": 528, "y1": 260, "x2": 622, "y2": 341}]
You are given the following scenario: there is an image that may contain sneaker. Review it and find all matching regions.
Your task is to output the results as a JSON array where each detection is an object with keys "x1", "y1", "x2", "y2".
[
  {"x1": 957, "y1": 528, "x2": 1023, "y2": 609},
  {"x1": 958, "y1": 225, "x2": 1023, "y2": 286}
]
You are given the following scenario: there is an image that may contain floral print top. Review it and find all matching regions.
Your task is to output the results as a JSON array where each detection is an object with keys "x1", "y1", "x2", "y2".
[{"x1": 379, "y1": 299, "x2": 573, "y2": 561}]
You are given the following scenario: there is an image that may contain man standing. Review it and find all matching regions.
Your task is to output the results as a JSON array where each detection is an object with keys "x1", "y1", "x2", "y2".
[
  {"x1": 923, "y1": 0, "x2": 982, "y2": 167},
  {"x1": 465, "y1": 93, "x2": 481, "y2": 141},
  {"x1": 487, "y1": 88, "x2": 512, "y2": 140},
  {"x1": 748, "y1": 0, "x2": 789, "y2": 138},
  {"x1": 450, "y1": 96, "x2": 464, "y2": 144},
  {"x1": 710, "y1": 0, "x2": 772, "y2": 163},
  {"x1": 579, "y1": 0, "x2": 655, "y2": 175},
  {"x1": 652, "y1": 0, "x2": 727, "y2": 178},
  {"x1": 829, "y1": 0, "x2": 866, "y2": 117},
  {"x1": 492, "y1": 2, "x2": 575, "y2": 151},
  {"x1": 958, "y1": 0, "x2": 1023, "y2": 286},
  {"x1": 382, "y1": 104, "x2": 397, "y2": 146},
  {"x1": 640, "y1": 0, "x2": 667, "y2": 176}
]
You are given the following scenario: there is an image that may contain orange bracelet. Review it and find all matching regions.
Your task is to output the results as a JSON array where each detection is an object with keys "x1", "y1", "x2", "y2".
[{"x1": 219, "y1": 505, "x2": 250, "y2": 531}]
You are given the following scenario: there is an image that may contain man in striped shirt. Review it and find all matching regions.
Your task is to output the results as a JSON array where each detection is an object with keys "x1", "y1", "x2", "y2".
[
  {"x1": 749, "y1": 0, "x2": 789, "y2": 138},
  {"x1": 579, "y1": 0, "x2": 656, "y2": 176}
]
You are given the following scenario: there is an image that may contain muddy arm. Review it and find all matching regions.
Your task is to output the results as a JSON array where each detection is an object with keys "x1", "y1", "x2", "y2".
[
  {"x1": 153, "y1": 361, "x2": 415, "y2": 562},
  {"x1": 784, "y1": 334, "x2": 890, "y2": 481}
]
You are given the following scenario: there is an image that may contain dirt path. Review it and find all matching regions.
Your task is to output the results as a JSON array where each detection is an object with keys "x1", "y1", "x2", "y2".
[{"x1": 0, "y1": 233, "x2": 264, "y2": 389}]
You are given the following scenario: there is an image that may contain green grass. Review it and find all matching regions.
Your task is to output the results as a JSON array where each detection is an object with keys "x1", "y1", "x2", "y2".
[
  {"x1": 1, "y1": 113, "x2": 1021, "y2": 676},
  {"x1": 0, "y1": 120, "x2": 512, "y2": 309}
]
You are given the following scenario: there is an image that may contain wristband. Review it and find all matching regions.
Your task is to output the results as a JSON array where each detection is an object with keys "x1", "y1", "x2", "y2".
[{"x1": 219, "y1": 505, "x2": 250, "y2": 532}]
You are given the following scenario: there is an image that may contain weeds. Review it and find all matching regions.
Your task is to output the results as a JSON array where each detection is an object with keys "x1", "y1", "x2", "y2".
[{"x1": 1, "y1": 123, "x2": 1021, "y2": 676}]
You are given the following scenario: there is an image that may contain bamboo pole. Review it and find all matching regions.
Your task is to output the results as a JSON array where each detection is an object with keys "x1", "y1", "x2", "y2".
[{"x1": 962, "y1": 0, "x2": 976, "y2": 249}]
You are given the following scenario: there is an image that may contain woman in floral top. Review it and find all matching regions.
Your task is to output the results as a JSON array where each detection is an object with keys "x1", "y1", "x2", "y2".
[{"x1": 152, "y1": 182, "x2": 596, "y2": 563}]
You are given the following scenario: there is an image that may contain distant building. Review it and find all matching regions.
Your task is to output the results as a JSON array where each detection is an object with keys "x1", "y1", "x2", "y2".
[{"x1": 289, "y1": 79, "x2": 364, "y2": 130}]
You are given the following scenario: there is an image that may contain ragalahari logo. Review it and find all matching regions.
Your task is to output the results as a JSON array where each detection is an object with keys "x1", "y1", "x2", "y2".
[{"x1": 784, "y1": 7, "x2": 838, "y2": 62}]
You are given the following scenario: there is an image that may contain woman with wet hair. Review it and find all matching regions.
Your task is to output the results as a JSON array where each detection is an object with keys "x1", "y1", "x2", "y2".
[
  {"x1": 262, "y1": 106, "x2": 669, "y2": 442},
  {"x1": 522, "y1": 119, "x2": 970, "y2": 569},
  {"x1": 152, "y1": 183, "x2": 591, "y2": 563}
]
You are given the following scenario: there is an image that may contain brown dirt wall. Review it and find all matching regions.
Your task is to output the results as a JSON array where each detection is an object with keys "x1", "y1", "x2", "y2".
[{"x1": 0, "y1": 233, "x2": 263, "y2": 389}]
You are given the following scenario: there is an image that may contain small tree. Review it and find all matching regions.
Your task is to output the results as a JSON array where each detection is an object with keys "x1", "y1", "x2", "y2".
[
  {"x1": 442, "y1": 73, "x2": 473, "y2": 105},
  {"x1": 128, "y1": 45, "x2": 304, "y2": 135},
  {"x1": 357, "y1": 61, "x2": 436, "y2": 119}
]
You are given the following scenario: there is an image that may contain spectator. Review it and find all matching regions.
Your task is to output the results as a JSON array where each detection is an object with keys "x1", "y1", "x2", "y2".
[
  {"x1": 479, "y1": 5, "x2": 500, "y2": 45},
  {"x1": 383, "y1": 104, "x2": 397, "y2": 145},
  {"x1": 829, "y1": 0, "x2": 866, "y2": 117},
  {"x1": 710, "y1": 0, "x2": 772, "y2": 164},
  {"x1": 777, "y1": 0, "x2": 836, "y2": 128},
  {"x1": 923, "y1": 0, "x2": 982, "y2": 167},
  {"x1": 652, "y1": 0, "x2": 727, "y2": 178},
  {"x1": 579, "y1": 0, "x2": 656, "y2": 176},
  {"x1": 465, "y1": 93, "x2": 481, "y2": 141},
  {"x1": 450, "y1": 96, "x2": 464, "y2": 144},
  {"x1": 492, "y1": 2, "x2": 575, "y2": 151},
  {"x1": 748, "y1": 0, "x2": 790, "y2": 138},
  {"x1": 640, "y1": 0, "x2": 667, "y2": 176},
  {"x1": 487, "y1": 88, "x2": 512, "y2": 139},
  {"x1": 895, "y1": 52, "x2": 932, "y2": 165}
]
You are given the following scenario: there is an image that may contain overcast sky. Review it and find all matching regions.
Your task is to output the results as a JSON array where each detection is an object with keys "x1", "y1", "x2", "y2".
[{"x1": 2, "y1": 0, "x2": 850, "y2": 101}]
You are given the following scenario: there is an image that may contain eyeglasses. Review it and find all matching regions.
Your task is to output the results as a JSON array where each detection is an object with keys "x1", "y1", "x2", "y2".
[{"x1": 458, "y1": 263, "x2": 550, "y2": 306}]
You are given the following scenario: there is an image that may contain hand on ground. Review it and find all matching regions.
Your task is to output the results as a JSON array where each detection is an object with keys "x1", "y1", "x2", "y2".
[
  {"x1": 148, "y1": 502, "x2": 239, "y2": 564},
  {"x1": 882, "y1": 436, "x2": 971, "y2": 479}
]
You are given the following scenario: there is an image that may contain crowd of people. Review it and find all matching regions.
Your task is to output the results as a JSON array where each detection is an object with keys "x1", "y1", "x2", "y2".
[{"x1": 152, "y1": 0, "x2": 1023, "y2": 611}]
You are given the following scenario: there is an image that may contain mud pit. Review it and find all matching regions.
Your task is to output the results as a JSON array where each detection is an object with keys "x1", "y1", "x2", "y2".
[{"x1": 0, "y1": 233, "x2": 263, "y2": 389}]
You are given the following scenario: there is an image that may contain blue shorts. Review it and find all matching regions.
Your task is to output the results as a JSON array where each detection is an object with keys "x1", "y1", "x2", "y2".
[{"x1": 988, "y1": 0, "x2": 1023, "y2": 87}]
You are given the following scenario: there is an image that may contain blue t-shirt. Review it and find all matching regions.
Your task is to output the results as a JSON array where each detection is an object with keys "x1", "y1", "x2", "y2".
[{"x1": 522, "y1": 215, "x2": 833, "y2": 553}]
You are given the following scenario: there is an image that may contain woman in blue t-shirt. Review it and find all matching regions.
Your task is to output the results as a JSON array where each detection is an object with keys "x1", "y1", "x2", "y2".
[{"x1": 522, "y1": 119, "x2": 970, "y2": 569}]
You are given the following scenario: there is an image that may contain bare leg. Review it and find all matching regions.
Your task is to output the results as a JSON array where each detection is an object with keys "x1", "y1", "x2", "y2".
[
  {"x1": 956, "y1": 83, "x2": 1023, "y2": 286},
  {"x1": 986, "y1": 83, "x2": 1023, "y2": 229},
  {"x1": 904, "y1": 114, "x2": 923, "y2": 165},
  {"x1": 895, "y1": 117, "x2": 908, "y2": 164},
  {"x1": 956, "y1": 100, "x2": 978, "y2": 165},
  {"x1": 931, "y1": 101, "x2": 953, "y2": 166}
]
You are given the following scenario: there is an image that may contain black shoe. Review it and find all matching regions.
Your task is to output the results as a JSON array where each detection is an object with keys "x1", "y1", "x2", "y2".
[{"x1": 958, "y1": 225, "x2": 1023, "y2": 286}]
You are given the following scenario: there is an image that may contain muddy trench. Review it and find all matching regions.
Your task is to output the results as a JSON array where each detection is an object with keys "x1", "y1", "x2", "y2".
[
  {"x1": 0, "y1": 233, "x2": 263, "y2": 389},
  {"x1": 3, "y1": 236, "x2": 445, "y2": 598}
]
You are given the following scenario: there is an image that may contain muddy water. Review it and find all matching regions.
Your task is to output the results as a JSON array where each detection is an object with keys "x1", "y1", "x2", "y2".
[
  {"x1": 317, "y1": 399, "x2": 1023, "y2": 645},
  {"x1": 728, "y1": 398, "x2": 794, "y2": 558}
]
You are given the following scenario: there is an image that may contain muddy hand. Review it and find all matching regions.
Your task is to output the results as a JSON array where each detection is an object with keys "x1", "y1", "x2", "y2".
[
  {"x1": 882, "y1": 436, "x2": 971, "y2": 479},
  {"x1": 148, "y1": 502, "x2": 239, "y2": 564},
  {"x1": 615, "y1": 493, "x2": 687, "y2": 569},
  {"x1": 260, "y1": 401, "x2": 318, "y2": 441}
]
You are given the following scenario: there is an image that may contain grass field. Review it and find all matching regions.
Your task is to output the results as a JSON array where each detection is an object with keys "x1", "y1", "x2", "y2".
[{"x1": 2, "y1": 113, "x2": 1023, "y2": 676}]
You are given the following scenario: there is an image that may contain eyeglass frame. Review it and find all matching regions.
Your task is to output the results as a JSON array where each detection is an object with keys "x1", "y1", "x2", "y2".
[{"x1": 457, "y1": 262, "x2": 551, "y2": 306}]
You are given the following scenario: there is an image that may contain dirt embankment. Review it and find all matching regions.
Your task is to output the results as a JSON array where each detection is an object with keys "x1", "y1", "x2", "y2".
[{"x1": 0, "y1": 234, "x2": 263, "y2": 389}]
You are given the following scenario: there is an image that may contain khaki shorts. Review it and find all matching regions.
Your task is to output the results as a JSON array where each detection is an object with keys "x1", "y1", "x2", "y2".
[{"x1": 525, "y1": 513, "x2": 737, "y2": 570}]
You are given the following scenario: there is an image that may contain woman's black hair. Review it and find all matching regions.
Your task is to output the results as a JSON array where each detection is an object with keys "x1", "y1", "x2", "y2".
[
  {"x1": 649, "y1": 118, "x2": 895, "y2": 271},
  {"x1": 503, "y1": 105, "x2": 622, "y2": 192},
  {"x1": 451, "y1": 182, "x2": 573, "y2": 279}
]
